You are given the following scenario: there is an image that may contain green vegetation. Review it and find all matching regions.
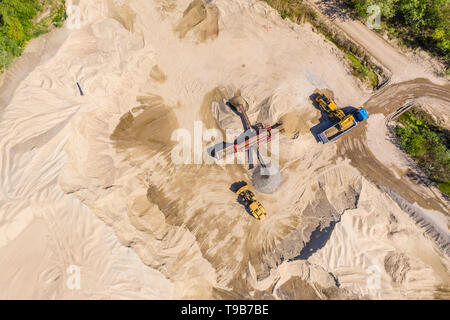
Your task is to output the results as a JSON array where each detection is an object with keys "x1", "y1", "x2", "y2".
[
  {"x1": 0, "y1": 0, "x2": 66, "y2": 71},
  {"x1": 346, "y1": 53, "x2": 378, "y2": 87},
  {"x1": 394, "y1": 107, "x2": 450, "y2": 195},
  {"x1": 343, "y1": 0, "x2": 450, "y2": 65},
  {"x1": 439, "y1": 181, "x2": 450, "y2": 195},
  {"x1": 262, "y1": 0, "x2": 379, "y2": 88},
  {"x1": 262, "y1": 0, "x2": 317, "y2": 24}
]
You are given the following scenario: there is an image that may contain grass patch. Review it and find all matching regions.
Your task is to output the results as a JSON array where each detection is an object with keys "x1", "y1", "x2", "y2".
[
  {"x1": 346, "y1": 53, "x2": 378, "y2": 88},
  {"x1": 394, "y1": 107, "x2": 450, "y2": 195},
  {"x1": 262, "y1": 0, "x2": 317, "y2": 24},
  {"x1": 439, "y1": 181, "x2": 450, "y2": 195}
]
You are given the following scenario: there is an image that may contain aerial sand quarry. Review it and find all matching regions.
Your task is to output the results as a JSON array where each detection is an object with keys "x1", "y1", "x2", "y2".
[{"x1": 0, "y1": 0, "x2": 449, "y2": 299}]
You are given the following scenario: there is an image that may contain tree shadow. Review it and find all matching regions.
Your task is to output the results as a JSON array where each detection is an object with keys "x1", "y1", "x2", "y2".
[{"x1": 315, "y1": 0, "x2": 358, "y2": 22}]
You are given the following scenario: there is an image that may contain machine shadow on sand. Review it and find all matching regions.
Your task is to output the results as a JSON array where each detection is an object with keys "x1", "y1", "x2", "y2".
[
  {"x1": 206, "y1": 100, "x2": 250, "y2": 159},
  {"x1": 207, "y1": 96, "x2": 280, "y2": 172},
  {"x1": 226, "y1": 101, "x2": 250, "y2": 130}
]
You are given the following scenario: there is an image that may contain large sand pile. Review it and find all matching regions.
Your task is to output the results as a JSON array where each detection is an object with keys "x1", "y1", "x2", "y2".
[
  {"x1": 252, "y1": 165, "x2": 283, "y2": 193},
  {"x1": 174, "y1": 0, "x2": 219, "y2": 42},
  {"x1": 308, "y1": 179, "x2": 450, "y2": 299},
  {"x1": 0, "y1": 0, "x2": 448, "y2": 299}
]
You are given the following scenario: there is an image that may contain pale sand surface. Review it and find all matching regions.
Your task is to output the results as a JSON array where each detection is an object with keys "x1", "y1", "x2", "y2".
[{"x1": 0, "y1": 0, "x2": 448, "y2": 299}]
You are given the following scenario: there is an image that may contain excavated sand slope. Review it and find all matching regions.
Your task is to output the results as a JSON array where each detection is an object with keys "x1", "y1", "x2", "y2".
[{"x1": 0, "y1": 0, "x2": 448, "y2": 299}]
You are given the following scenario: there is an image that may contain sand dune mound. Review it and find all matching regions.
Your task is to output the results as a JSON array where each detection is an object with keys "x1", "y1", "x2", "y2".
[
  {"x1": 111, "y1": 95, "x2": 179, "y2": 153},
  {"x1": 229, "y1": 95, "x2": 249, "y2": 111},
  {"x1": 175, "y1": 0, "x2": 219, "y2": 42},
  {"x1": 150, "y1": 65, "x2": 167, "y2": 83},
  {"x1": 252, "y1": 165, "x2": 283, "y2": 193},
  {"x1": 276, "y1": 276, "x2": 320, "y2": 299},
  {"x1": 278, "y1": 111, "x2": 302, "y2": 138},
  {"x1": 107, "y1": 0, "x2": 136, "y2": 32},
  {"x1": 384, "y1": 253, "x2": 412, "y2": 284}
]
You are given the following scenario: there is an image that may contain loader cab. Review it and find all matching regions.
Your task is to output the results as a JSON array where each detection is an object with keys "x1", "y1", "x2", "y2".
[
  {"x1": 250, "y1": 202, "x2": 266, "y2": 220},
  {"x1": 321, "y1": 96, "x2": 331, "y2": 105}
]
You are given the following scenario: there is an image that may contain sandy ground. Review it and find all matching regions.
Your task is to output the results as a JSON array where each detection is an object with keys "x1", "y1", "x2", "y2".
[{"x1": 0, "y1": 0, "x2": 449, "y2": 299}]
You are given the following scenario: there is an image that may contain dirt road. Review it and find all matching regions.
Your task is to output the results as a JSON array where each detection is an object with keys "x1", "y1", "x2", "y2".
[
  {"x1": 337, "y1": 78, "x2": 450, "y2": 254},
  {"x1": 303, "y1": 0, "x2": 450, "y2": 253}
]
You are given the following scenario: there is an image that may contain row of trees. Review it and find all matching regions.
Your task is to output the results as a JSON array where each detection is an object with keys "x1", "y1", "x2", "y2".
[
  {"x1": 394, "y1": 108, "x2": 450, "y2": 195},
  {"x1": 343, "y1": 0, "x2": 450, "y2": 64},
  {"x1": 0, "y1": 0, "x2": 66, "y2": 70}
]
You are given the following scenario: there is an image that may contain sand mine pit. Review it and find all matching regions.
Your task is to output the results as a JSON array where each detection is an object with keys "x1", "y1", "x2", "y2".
[{"x1": 2, "y1": 0, "x2": 448, "y2": 300}]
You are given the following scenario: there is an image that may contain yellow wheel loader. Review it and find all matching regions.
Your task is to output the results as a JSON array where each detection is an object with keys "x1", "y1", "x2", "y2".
[{"x1": 235, "y1": 183, "x2": 266, "y2": 220}]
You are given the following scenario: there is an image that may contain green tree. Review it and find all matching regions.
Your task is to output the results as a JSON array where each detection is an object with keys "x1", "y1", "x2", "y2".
[
  {"x1": 397, "y1": 0, "x2": 429, "y2": 28},
  {"x1": 405, "y1": 134, "x2": 426, "y2": 155},
  {"x1": 4, "y1": 16, "x2": 28, "y2": 46},
  {"x1": 344, "y1": 0, "x2": 450, "y2": 63},
  {"x1": 0, "y1": 0, "x2": 52, "y2": 69}
]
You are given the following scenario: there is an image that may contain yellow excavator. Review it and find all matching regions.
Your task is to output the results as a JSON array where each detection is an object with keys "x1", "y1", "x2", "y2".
[
  {"x1": 315, "y1": 92, "x2": 368, "y2": 143},
  {"x1": 235, "y1": 183, "x2": 266, "y2": 220}
]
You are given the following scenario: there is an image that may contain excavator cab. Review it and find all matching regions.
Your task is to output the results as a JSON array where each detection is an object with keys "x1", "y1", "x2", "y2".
[{"x1": 316, "y1": 93, "x2": 338, "y2": 112}]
